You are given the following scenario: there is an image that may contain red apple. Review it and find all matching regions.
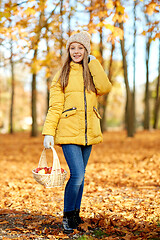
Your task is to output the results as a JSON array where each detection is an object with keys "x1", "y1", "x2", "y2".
[
  {"x1": 48, "y1": 167, "x2": 52, "y2": 174},
  {"x1": 44, "y1": 167, "x2": 48, "y2": 174},
  {"x1": 35, "y1": 167, "x2": 42, "y2": 173}
]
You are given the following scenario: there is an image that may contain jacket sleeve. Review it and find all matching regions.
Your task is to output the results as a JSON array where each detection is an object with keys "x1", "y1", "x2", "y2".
[
  {"x1": 88, "y1": 59, "x2": 112, "y2": 95},
  {"x1": 42, "y1": 71, "x2": 64, "y2": 136}
]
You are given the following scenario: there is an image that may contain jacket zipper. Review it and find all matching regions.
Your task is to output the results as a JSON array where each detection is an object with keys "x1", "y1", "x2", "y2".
[
  {"x1": 93, "y1": 106, "x2": 96, "y2": 111},
  {"x1": 62, "y1": 107, "x2": 76, "y2": 113},
  {"x1": 84, "y1": 86, "x2": 88, "y2": 145},
  {"x1": 93, "y1": 106, "x2": 98, "y2": 113}
]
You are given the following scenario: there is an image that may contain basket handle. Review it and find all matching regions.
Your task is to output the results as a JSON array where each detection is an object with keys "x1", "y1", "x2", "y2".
[
  {"x1": 50, "y1": 146, "x2": 61, "y2": 174},
  {"x1": 38, "y1": 148, "x2": 47, "y2": 168},
  {"x1": 38, "y1": 147, "x2": 61, "y2": 173}
]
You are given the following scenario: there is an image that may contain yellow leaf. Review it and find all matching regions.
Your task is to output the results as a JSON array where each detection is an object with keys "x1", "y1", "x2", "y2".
[
  {"x1": 24, "y1": 7, "x2": 36, "y2": 16},
  {"x1": 11, "y1": 34, "x2": 19, "y2": 41},
  {"x1": 112, "y1": 13, "x2": 118, "y2": 23},
  {"x1": 118, "y1": 15, "x2": 123, "y2": 23},
  {"x1": 105, "y1": 24, "x2": 115, "y2": 32},
  {"x1": 141, "y1": 31, "x2": 146, "y2": 36},
  {"x1": 19, "y1": 31, "x2": 28, "y2": 38},
  {"x1": 97, "y1": 22, "x2": 104, "y2": 28},
  {"x1": 116, "y1": 6, "x2": 125, "y2": 14},
  {"x1": 145, "y1": 3, "x2": 157, "y2": 15},
  {"x1": 31, "y1": 60, "x2": 41, "y2": 74},
  {"x1": 106, "y1": 1, "x2": 114, "y2": 10},
  {"x1": 155, "y1": 33, "x2": 160, "y2": 39},
  {"x1": 0, "y1": 11, "x2": 11, "y2": 19}
]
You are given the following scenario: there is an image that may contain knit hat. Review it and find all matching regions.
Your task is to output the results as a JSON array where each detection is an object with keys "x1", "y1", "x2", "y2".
[{"x1": 66, "y1": 31, "x2": 91, "y2": 55}]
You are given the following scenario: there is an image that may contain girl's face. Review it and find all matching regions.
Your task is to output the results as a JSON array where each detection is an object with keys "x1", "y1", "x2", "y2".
[{"x1": 69, "y1": 42, "x2": 85, "y2": 63}]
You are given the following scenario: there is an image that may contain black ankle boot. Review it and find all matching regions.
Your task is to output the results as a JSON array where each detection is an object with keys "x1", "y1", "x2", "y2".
[
  {"x1": 63, "y1": 210, "x2": 78, "y2": 233},
  {"x1": 75, "y1": 209, "x2": 84, "y2": 225}
]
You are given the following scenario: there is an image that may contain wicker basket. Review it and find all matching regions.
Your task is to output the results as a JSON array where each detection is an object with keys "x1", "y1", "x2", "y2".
[{"x1": 32, "y1": 146, "x2": 67, "y2": 188}]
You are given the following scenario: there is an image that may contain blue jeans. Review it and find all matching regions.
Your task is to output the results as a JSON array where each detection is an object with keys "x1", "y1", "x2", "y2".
[{"x1": 62, "y1": 144, "x2": 92, "y2": 212}]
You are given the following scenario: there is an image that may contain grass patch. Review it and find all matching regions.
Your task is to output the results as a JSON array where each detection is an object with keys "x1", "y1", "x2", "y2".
[
  {"x1": 77, "y1": 235, "x2": 93, "y2": 240},
  {"x1": 157, "y1": 222, "x2": 160, "y2": 227},
  {"x1": 93, "y1": 229, "x2": 110, "y2": 238},
  {"x1": 149, "y1": 238, "x2": 160, "y2": 240},
  {"x1": 77, "y1": 229, "x2": 110, "y2": 240},
  {"x1": 133, "y1": 230, "x2": 142, "y2": 236}
]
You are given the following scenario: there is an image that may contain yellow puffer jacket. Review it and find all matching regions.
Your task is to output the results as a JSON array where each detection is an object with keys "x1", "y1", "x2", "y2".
[{"x1": 42, "y1": 59, "x2": 112, "y2": 145}]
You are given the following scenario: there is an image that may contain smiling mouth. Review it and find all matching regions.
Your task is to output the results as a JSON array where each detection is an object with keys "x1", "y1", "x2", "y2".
[{"x1": 73, "y1": 55, "x2": 81, "y2": 58}]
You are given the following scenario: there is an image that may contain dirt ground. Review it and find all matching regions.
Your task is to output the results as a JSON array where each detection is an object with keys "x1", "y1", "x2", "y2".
[{"x1": 0, "y1": 130, "x2": 160, "y2": 239}]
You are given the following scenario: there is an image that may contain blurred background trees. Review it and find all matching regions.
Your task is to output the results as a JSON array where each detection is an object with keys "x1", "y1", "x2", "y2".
[{"x1": 0, "y1": 0, "x2": 159, "y2": 137}]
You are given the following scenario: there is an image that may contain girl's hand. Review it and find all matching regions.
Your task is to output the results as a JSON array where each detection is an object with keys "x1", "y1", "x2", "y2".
[
  {"x1": 88, "y1": 55, "x2": 96, "y2": 63},
  {"x1": 44, "y1": 135, "x2": 54, "y2": 148}
]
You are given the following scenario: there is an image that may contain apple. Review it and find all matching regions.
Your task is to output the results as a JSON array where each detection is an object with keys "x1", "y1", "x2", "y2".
[
  {"x1": 51, "y1": 168, "x2": 64, "y2": 173},
  {"x1": 38, "y1": 169, "x2": 46, "y2": 174},
  {"x1": 48, "y1": 167, "x2": 52, "y2": 174},
  {"x1": 35, "y1": 167, "x2": 42, "y2": 173},
  {"x1": 34, "y1": 167, "x2": 65, "y2": 175},
  {"x1": 44, "y1": 167, "x2": 48, "y2": 174}
]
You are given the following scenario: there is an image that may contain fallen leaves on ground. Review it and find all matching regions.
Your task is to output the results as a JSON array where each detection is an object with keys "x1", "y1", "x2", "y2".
[{"x1": 0, "y1": 130, "x2": 160, "y2": 239}]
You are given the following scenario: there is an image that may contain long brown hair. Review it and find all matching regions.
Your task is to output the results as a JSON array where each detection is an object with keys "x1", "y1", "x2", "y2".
[{"x1": 58, "y1": 48, "x2": 96, "y2": 92}]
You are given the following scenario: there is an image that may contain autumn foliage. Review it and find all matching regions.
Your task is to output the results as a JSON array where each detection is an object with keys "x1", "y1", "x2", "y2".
[{"x1": 0, "y1": 130, "x2": 160, "y2": 239}]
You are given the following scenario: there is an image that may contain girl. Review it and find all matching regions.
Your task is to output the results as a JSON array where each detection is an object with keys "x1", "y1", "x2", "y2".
[{"x1": 42, "y1": 31, "x2": 112, "y2": 233}]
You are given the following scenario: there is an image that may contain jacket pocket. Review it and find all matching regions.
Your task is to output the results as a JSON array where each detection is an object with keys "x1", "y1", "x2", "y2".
[
  {"x1": 62, "y1": 107, "x2": 77, "y2": 118},
  {"x1": 56, "y1": 107, "x2": 79, "y2": 137},
  {"x1": 89, "y1": 107, "x2": 102, "y2": 138},
  {"x1": 93, "y1": 107, "x2": 102, "y2": 119}
]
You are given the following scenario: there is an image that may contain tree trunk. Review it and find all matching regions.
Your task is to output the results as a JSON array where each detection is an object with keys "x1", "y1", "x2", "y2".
[
  {"x1": 9, "y1": 38, "x2": 15, "y2": 134},
  {"x1": 60, "y1": 0, "x2": 63, "y2": 56},
  {"x1": 68, "y1": 0, "x2": 71, "y2": 37},
  {"x1": 99, "y1": 27, "x2": 104, "y2": 67},
  {"x1": 98, "y1": 0, "x2": 108, "y2": 132},
  {"x1": 89, "y1": 0, "x2": 94, "y2": 48},
  {"x1": 99, "y1": 0, "x2": 105, "y2": 67},
  {"x1": 46, "y1": 77, "x2": 50, "y2": 114},
  {"x1": 144, "y1": 32, "x2": 151, "y2": 129},
  {"x1": 120, "y1": 22, "x2": 134, "y2": 137},
  {"x1": 100, "y1": 43, "x2": 115, "y2": 132},
  {"x1": 31, "y1": 49, "x2": 38, "y2": 137},
  {"x1": 31, "y1": 6, "x2": 46, "y2": 136},
  {"x1": 153, "y1": 39, "x2": 160, "y2": 129},
  {"x1": 45, "y1": 38, "x2": 51, "y2": 114},
  {"x1": 132, "y1": 0, "x2": 137, "y2": 134},
  {"x1": 89, "y1": 0, "x2": 93, "y2": 26}
]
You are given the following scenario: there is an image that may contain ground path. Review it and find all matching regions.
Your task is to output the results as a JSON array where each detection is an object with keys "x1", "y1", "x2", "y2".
[{"x1": 0, "y1": 130, "x2": 160, "y2": 239}]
